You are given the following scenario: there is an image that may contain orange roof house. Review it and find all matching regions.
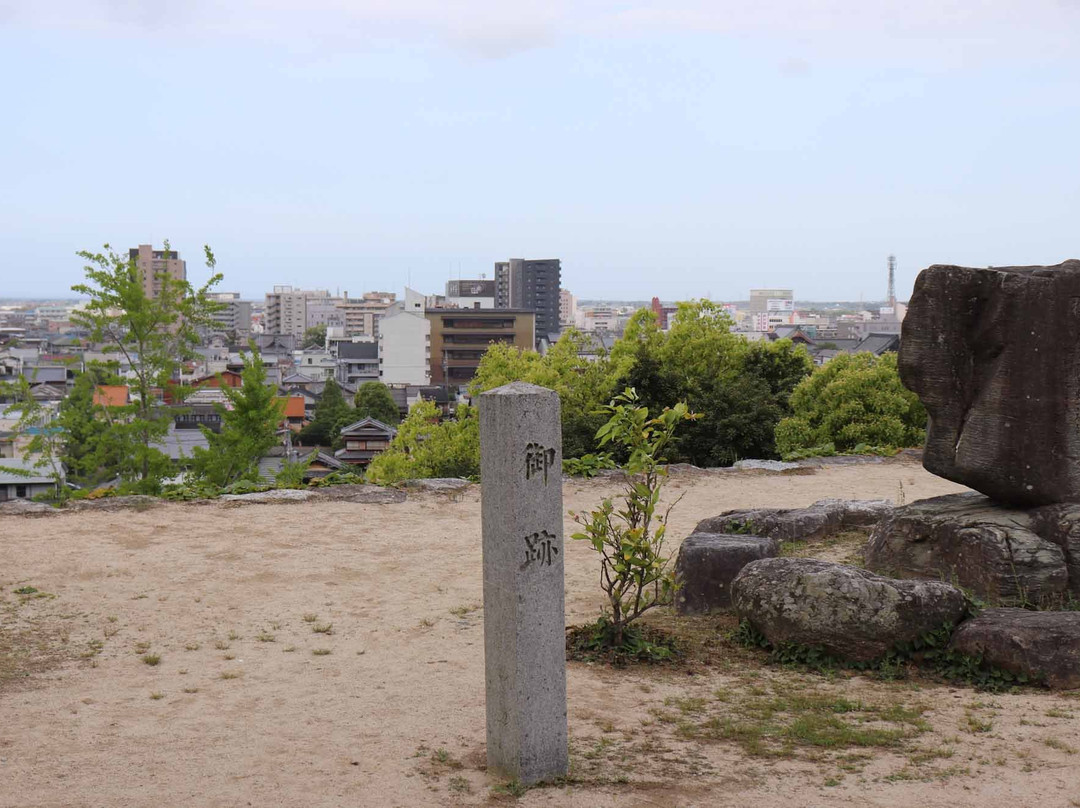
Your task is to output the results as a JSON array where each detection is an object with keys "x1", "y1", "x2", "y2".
[
  {"x1": 93, "y1": 385, "x2": 130, "y2": 408},
  {"x1": 275, "y1": 396, "x2": 307, "y2": 430}
]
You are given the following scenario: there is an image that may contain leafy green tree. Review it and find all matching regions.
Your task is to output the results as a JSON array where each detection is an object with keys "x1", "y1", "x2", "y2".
[
  {"x1": 57, "y1": 365, "x2": 124, "y2": 486},
  {"x1": 740, "y1": 339, "x2": 814, "y2": 413},
  {"x1": 189, "y1": 350, "x2": 286, "y2": 488},
  {"x1": 297, "y1": 377, "x2": 350, "y2": 447},
  {"x1": 775, "y1": 352, "x2": 926, "y2": 457},
  {"x1": 70, "y1": 242, "x2": 223, "y2": 490},
  {"x1": 365, "y1": 400, "x2": 479, "y2": 484},
  {"x1": 353, "y1": 381, "x2": 400, "y2": 425},
  {"x1": 470, "y1": 329, "x2": 617, "y2": 459},
  {"x1": 301, "y1": 323, "x2": 327, "y2": 349},
  {"x1": 610, "y1": 302, "x2": 814, "y2": 465},
  {"x1": 0, "y1": 376, "x2": 67, "y2": 499},
  {"x1": 571, "y1": 389, "x2": 695, "y2": 651}
]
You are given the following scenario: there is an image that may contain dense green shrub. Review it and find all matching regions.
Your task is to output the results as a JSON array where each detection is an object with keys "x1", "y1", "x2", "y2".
[
  {"x1": 775, "y1": 353, "x2": 926, "y2": 458},
  {"x1": 365, "y1": 401, "x2": 479, "y2": 485}
]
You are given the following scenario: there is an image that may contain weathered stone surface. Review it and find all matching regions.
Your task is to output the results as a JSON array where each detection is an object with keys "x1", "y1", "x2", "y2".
[
  {"x1": 66, "y1": 495, "x2": 160, "y2": 512},
  {"x1": 674, "y1": 533, "x2": 780, "y2": 614},
  {"x1": 1030, "y1": 503, "x2": 1080, "y2": 599},
  {"x1": 398, "y1": 478, "x2": 472, "y2": 493},
  {"x1": 479, "y1": 382, "x2": 567, "y2": 785},
  {"x1": 865, "y1": 493, "x2": 1069, "y2": 604},
  {"x1": 695, "y1": 499, "x2": 892, "y2": 543},
  {"x1": 732, "y1": 558, "x2": 968, "y2": 662},
  {"x1": 900, "y1": 260, "x2": 1080, "y2": 506},
  {"x1": 732, "y1": 459, "x2": 802, "y2": 472},
  {"x1": 312, "y1": 484, "x2": 407, "y2": 504},
  {"x1": 219, "y1": 489, "x2": 314, "y2": 503},
  {"x1": 0, "y1": 500, "x2": 56, "y2": 516},
  {"x1": 949, "y1": 608, "x2": 1080, "y2": 689}
]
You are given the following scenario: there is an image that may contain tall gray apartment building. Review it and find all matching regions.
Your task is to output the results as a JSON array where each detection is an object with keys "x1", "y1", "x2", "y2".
[{"x1": 493, "y1": 258, "x2": 561, "y2": 344}]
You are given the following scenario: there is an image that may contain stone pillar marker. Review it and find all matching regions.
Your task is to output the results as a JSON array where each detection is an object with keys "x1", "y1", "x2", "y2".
[{"x1": 479, "y1": 381, "x2": 568, "y2": 784}]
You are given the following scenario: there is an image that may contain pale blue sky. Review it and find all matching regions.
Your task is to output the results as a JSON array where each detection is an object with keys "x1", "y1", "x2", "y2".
[{"x1": 2, "y1": 1, "x2": 1078, "y2": 302}]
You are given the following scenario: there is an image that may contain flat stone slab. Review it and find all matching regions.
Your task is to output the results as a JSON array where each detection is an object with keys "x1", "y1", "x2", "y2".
[
  {"x1": 220, "y1": 489, "x2": 315, "y2": 503},
  {"x1": 732, "y1": 557, "x2": 968, "y2": 663},
  {"x1": 0, "y1": 500, "x2": 56, "y2": 516},
  {"x1": 312, "y1": 484, "x2": 407, "y2": 504},
  {"x1": 398, "y1": 478, "x2": 472, "y2": 493},
  {"x1": 696, "y1": 498, "x2": 892, "y2": 543},
  {"x1": 675, "y1": 533, "x2": 780, "y2": 614},
  {"x1": 66, "y1": 495, "x2": 161, "y2": 512},
  {"x1": 949, "y1": 608, "x2": 1080, "y2": 689},
  {"x1": 732, "y1": 459, "x2": 802, "y2": 472},
  {"x1": 900, "y1": 260, "x2": 1080, "y2": 506},
  {"x1": 865, "y1": 493, "x2": 1070, "y2": 604}
]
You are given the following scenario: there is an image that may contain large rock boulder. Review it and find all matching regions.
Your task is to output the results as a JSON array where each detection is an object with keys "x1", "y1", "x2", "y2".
[
  {"x1": 695, "y1": 499, "x2": 892, "y2": 543},
  {"x1": 865, "y1": 493, "x2": 1069, "y2": 605},
  {"x1": 949, "y1": 608, "x2": 1080, "y2": 689},
  {"x1": 1031, "y1": 503, "x2": 1080, "y2": 599},
  {"x1": 731, "y1": 558, "x2": 969, "y2": 663},
  {"x1": 900, "y1": 260, "x2": 1080, "y2": 506},
  {"x1": 674, "y1": 533, "x2": 780, "y2": 614}
]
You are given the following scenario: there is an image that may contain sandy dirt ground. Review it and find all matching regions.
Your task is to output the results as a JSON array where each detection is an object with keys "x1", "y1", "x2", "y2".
[{"x1": 2, "y1": 460, "x2": 1079, "y2": 808}]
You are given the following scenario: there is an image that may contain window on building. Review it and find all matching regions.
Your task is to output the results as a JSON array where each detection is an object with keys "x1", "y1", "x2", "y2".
[{"x1": 16, "y1": 484, "x2": 28, "y2": 498}]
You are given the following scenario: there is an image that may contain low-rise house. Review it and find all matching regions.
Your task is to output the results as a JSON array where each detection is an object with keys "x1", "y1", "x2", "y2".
[
  {"x1": 334, "y1": 417, "x2": 396, "y2": 467},
  {"x1": 0, "y1": 457, "x2": 63, "y2": 501},
  {"x1": 93, "y1": 385, "x2": 130, "y2": 408},
  {"x1": 337, "y1": 341, "x2": 380, "y2": 387},
  {"x1": 257, "y1": 446, "x2": 345, "y2": 483}
]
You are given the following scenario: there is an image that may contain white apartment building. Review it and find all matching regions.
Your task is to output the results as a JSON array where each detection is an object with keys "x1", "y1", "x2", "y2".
[{"x1": 378, "y1": 290, "x2": 431, "y2": 386}]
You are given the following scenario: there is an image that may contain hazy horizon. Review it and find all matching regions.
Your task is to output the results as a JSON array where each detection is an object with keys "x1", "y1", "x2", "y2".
[{"x1": 3, "y1": 1, "x2": 1079, "y2": 301}]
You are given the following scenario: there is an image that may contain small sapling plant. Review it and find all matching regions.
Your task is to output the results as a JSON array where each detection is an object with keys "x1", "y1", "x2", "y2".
[{"x1": 571, "y1": 388, "x2": 695, "y2": 654}]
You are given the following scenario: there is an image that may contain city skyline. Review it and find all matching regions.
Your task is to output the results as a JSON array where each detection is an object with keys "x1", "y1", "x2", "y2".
[{"x1": 3, "y1": 2, "x2": 1079, "y2": 300}]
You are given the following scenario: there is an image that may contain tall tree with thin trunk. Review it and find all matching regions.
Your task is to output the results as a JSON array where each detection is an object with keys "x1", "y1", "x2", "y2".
[
  {"x1": 189, "y1": 348, "x2": 285, "y2": 488},
  {"x1": 70, "y1": 242, "x2": 223, "y2": 491}
]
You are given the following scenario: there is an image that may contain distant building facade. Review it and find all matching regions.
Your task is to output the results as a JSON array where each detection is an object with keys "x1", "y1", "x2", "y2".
[
  {"x1": 493, "y1": 258, "x2": 561, "y2": 344},
  {"x1": 264, "y1": 286, "x2": 331, "y2": 339},
  {"x1": 748, "y1": 288, "x2": 794, "y2": 314},
  {"x1": 446, "y1": 279, "x2": 496, "y2": 309},
  {"x1": 559, "y1": 289, "x2": 577, "y2": 327},
  {"x1": 426, "y1": 308, "x2": 535, "y2": 386},
  {"x1": 208, "y1": 292, "x2": 253, "y2": 338},
  {"x1": 130, "y1": 244, "x2": 186, "y2": 299}
]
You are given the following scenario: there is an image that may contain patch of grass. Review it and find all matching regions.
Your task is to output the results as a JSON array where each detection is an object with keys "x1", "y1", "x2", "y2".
[
  {"x1": 665, "y1": 696, "x2": 708, "y2": 714},
  {"x1": 431, "y1": 748, "x2": 463, "y2": 769},
  {"x1": 141, "y1": 653, "x2": 161, "y2": 666},
  {"x1": 449, "y1": 603, "x2": 480, "y2": 618},
  {"x1": 134, "y1": 641, "x2": 151, "y2": 654},
  {"x1": 149, "y1": 691, "x2": 164, "y2": 700},
  {"x1": 220, "y1": 670, "x2": 241, "y2": 680},
  {"x1": 256, "y1": 631, "x2": 276, "y2": 643},
  {"x1": 418, "y1": 618, "x2": 434, "y2": 628},
  {"x1": 1044, "y1": 737, "x2": 1078, "y2": 754},
  {"x1": 223, "y1": 652, "x2": 236, "y2": 660},
  {"x1": 184, "y1": 642, "x2": 200, "y2": 651},
  {"x1": 182, "y1": 687, "x2": 199, "y2": 694},
  {"x1": 283, "y1": 645, "x2": 296, "y2": 653},
  {"x1": 1045, "y1": 707, "x2": 1074, "y2": 719},
  {"x1": 313, "y1": 622, "x2": 333, "y2": 635},
  {"x1": 302, "y1": 613, "x2": 318, "y2": 623},
  {"x1": 213, "y1": 640, "x2": 229, "y2": 650},
  {"x1": 227, "y1": 630, "x2": 240, "y2": 641},
  {"x1": 491, "y1": 779, "x2": 529, "y2": 798},
  {"x1": 312, "y1": 648, "x2": 332, "y2": 656},
  {"x1": 448, "y1": 775, "x2": 471, "y2": 793},
  {"x1": 672, "y1": 681, "x2": 928, "y2": 761},
  {"x1": 13, "y1": 586, "x2": 38, "y2": 595}
]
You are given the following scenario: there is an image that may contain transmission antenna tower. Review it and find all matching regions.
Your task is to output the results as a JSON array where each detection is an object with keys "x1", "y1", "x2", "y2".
[{"x1": 887, "y1": 255, "x2": 897, "y2": 310}]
